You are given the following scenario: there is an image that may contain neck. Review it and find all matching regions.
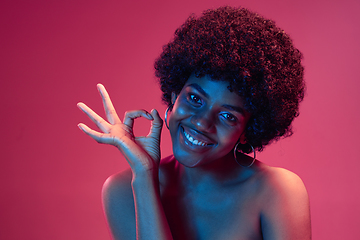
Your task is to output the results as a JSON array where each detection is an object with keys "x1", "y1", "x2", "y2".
[{"x1": 175, "y1": 152, "x2": 252, "y2": 190}]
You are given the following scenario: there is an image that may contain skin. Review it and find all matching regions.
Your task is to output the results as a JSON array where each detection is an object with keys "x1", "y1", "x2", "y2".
[{"x1": 78, "y1": 76, "x2": 311, "y2": 240}]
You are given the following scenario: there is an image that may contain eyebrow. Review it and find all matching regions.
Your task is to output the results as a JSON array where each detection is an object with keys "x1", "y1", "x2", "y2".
[
  {"x1": 222, "y1": 104, "x2": 245, "y2": 115},
  {"x1": 187, "y1": 83, "x2": 209, "y2": 98},
  {"x1": 186, "y1": 83, "x2": 245, "y2": 115}
]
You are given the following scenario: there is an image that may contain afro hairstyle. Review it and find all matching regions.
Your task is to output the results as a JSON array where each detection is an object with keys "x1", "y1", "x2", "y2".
[{"x1": 154, "y1": 6, "x2": 305, "y2": 153}]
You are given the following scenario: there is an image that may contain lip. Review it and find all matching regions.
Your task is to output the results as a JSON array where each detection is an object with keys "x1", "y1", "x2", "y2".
[{"x1": 180, "y1": 125, "x2": 216, "y2": 147}]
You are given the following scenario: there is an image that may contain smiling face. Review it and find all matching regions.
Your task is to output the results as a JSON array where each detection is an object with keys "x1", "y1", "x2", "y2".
[{"x1": 168, "y1": 74, "x2": 251, "y2": 168}]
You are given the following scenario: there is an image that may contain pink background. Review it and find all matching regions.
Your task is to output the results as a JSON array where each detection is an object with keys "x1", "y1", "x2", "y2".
[{"x1": 1, "y1": 0, "x2": 359, "y2": 239}]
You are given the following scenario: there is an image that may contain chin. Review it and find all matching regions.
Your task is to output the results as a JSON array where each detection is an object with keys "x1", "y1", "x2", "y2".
[{"x1": 172, "y1": 148, "x2": 202, "y2": 168}]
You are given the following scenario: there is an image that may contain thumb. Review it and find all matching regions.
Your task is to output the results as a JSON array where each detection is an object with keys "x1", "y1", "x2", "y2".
[{"x1": 147, "y1": 109, "x2": 163, "y2": 139}]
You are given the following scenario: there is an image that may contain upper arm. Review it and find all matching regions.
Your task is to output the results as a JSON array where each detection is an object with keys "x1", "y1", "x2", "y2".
[
  {"x1": 260, "y1": 168, "x2": 311, "y2": 240},
  {"x1": 102, "y1": 168, "x2": 136, "y2": 240}
]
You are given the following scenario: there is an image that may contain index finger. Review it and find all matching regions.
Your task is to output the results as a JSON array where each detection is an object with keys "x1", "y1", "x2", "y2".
[{"x1": 97, "y1": 83, "x2": 121, "y2": 125}]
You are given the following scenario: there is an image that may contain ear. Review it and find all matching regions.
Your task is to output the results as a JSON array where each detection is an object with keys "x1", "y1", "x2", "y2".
[
  {"x1": 239, "y1": 132, "x2": 247, "y2": 144},
  {"x1": 171, "y1": 92, "x2": 177, "y2": 105}
]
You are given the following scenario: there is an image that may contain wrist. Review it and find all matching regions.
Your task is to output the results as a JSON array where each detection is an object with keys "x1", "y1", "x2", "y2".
[{"x1": 131, "y1": 168, "x2": 159, "y2": 187}]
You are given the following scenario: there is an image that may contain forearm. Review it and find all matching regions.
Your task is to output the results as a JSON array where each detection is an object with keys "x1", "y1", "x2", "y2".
[{"x1": 131, "y1": 170, "x2": 173, "y2": 240}]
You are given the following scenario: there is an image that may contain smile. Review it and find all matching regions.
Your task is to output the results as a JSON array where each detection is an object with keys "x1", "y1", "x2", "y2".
[{"x1": 182, "y1": 127, "x2": 214, "y2": 147}]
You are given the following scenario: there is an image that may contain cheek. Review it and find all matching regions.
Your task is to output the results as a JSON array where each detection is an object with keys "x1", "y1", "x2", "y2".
[
  {"x1": 218, "y1": 128, "x2": 243, "y2": 149},
  {"x1": 170, "y1": 99, "x2": 192, "y2": 123}
]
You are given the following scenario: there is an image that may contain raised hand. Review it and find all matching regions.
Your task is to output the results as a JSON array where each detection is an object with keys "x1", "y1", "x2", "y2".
[{"x1": 77, "y1": 84, "x2": 163, "y2": 173}]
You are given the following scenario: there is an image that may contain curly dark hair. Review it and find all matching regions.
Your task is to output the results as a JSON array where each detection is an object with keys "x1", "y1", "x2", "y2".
[{"x1": 154, "y1": 6, "x2": 305, "y2": 153}]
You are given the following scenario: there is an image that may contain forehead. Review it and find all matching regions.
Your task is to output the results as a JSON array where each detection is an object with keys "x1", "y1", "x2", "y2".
[{"x1": 183, "y1": 74, "x2": 245, "y2": 107}]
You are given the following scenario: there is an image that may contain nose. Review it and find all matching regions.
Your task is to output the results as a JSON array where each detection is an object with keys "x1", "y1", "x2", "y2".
[{"x1": 190, "y1": 111, "x2": 215, "y2": 132}]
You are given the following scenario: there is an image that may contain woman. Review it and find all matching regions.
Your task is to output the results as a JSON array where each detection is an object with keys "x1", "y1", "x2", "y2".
[{"x1": 78, "y1": 6, "x2": 311, "y2": 240}]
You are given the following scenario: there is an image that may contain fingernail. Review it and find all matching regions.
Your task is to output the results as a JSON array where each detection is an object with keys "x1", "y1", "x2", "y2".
[{"x1": 147, "y1": 112, "x2": 154, "y2": 120}]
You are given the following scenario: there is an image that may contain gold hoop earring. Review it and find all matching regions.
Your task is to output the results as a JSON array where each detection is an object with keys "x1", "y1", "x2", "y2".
[
  {"x1": 233, "y1": 142, "x2": 256, "y2": 167},
  {"x1": 164, "y1": 106, "x2": 172, "y2": 129}
]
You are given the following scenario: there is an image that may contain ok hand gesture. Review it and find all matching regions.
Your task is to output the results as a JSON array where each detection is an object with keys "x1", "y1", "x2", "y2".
[{"x1": 77, "y1": 84, "x2": 163, "y2": 173}]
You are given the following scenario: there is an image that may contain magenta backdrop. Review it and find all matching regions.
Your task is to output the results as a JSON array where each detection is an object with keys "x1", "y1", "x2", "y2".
[{"x1": 1, "y1": 0, "x2": 359, "y2": 239}]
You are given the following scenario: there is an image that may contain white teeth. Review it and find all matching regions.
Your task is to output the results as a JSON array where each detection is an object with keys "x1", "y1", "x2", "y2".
[{"x1": 184, "y1": 130, "x2": 207, "y2": 146}]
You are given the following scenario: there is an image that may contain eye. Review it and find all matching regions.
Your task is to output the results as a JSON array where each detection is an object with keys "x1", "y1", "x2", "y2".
[
  {"x1": 188, "y1": 94, "x2": 202, "y2": 105},
  {"x1": 221, "y1": 112, "x2": 237, "y2": 123}
]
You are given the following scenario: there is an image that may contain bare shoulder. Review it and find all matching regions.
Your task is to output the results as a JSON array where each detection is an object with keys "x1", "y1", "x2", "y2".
[
  {"x1": 101, "y1": 156, "x2": 176, "y2": 240},
  {"x1": 258, "y1": 165, "x2": 308, "y2": 198},
  {"x1": 255, "y1": 164, "x2": 311, "y2": 240},
  {"x1": 102, "y1": 168, "x2": 136, "y2": 240},
  {"x1": 103, "y1": 167, "x2": 133, "y2": 195}
]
